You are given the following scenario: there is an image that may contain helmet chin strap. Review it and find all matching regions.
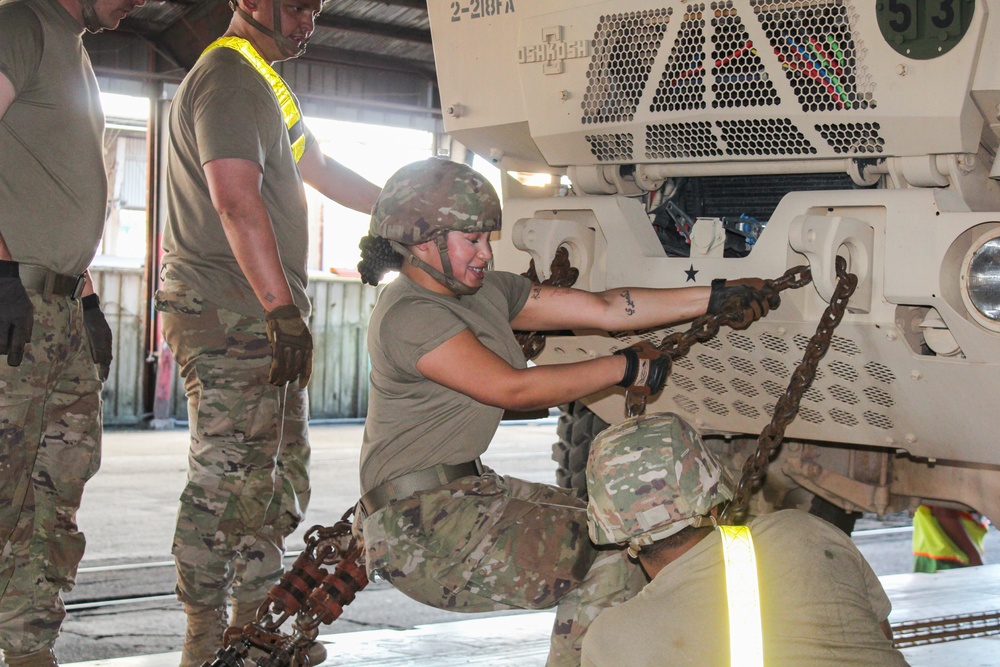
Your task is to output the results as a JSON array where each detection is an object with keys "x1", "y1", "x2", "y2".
[
  {"x1": 79, "y1": 0, "x2": 104, "y2": 33},
  {"x1": 393, "y1": 239, "x2": 481, "y2": 297},
  {"x1": 230, "y1": 0, "x2": 306, "y2": 59}
]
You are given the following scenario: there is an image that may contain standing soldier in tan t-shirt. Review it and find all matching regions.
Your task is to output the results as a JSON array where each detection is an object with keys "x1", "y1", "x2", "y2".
[
  {"x1": 0, "y1": 0, "x2": 144, "y2": 665},
  {"x1": 156, "y1": 0, "x2": 380, "y2": 663}
]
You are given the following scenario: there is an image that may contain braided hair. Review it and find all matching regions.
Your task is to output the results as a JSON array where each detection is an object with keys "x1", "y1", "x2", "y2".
[{"x1": 357, "y1": 234, "x2": 403, "y2": 286}]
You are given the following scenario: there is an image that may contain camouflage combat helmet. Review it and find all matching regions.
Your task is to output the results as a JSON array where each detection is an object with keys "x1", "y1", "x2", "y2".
[
  {"x1": 369, "y1": 158, "x2": 501, "y2": 295},
  {"x1": 587, "y1": 413, "x2": 734, "y2": 554}
]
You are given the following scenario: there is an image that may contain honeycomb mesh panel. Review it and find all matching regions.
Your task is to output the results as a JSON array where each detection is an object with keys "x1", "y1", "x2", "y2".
[
  {"x1": 710, "y1": 1, "x2": 780, "y2": 109},
  {"x1": 752, "y1": 0, "x2": 876, "y2": 112},
  {"x1": 582, "y1": 9, "x2": 672, "y2": 124},
  {"x1": 586, "y1": 133, "x2": 634, "y2": 161},
  {"x1": 817, "y1": 122, "x2": 885, "y2": 154},
  {"x1": 718, "y1": 118, "x2": 816, "y2": 156},
  {"x1": 651, "y1": 4, "x2": 708, "y2": 112},
  {"x1": 646, "y1": 121, "x2": 722, "y2": 159}
]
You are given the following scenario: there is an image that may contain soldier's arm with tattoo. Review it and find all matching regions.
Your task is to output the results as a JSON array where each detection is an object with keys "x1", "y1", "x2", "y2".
[{"x1": 512, "y1": 283, "x2": 710, "y2": 332}]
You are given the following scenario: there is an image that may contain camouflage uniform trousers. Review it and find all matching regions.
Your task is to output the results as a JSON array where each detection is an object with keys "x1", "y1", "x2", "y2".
[
  {"x1": 157, "y1": 278, "x2": 311, "y2": 611},
  {"x1": 0, "y1": 293, "x2": 103, "y2": 654},
  {"x1": 361, "y1": 471, "x2": 647, "y2": 667}
]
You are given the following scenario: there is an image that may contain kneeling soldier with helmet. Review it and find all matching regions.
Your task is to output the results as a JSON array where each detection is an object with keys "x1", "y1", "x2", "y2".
[{"x1": 583, "y1": 413, "x2": 910, "y2": 666}]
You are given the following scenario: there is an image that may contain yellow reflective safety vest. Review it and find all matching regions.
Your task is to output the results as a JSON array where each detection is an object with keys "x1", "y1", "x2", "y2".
[
  {"x1": 200, "y1": 36, "x2": 306, "y2": 162},
  {"x1": 912, "y1": 504, "x2": 987, "y2": 570},
  {"x1": 719, "y1": 524, "x2": 764, "y2": 667}
]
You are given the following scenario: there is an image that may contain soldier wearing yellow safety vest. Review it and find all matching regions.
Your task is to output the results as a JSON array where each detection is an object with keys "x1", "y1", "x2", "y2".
[
  {"x1": 583, "y1": 413, "x2": 910, "y2": 667},
  {"x1": 912, "y1": 504, "x2": 988, "y2": 573},
  {"x1": 156, "y1": 0, "x2": 381, "y2": 663}
]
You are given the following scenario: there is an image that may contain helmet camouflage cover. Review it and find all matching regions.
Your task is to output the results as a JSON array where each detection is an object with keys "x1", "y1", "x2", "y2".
[
  {"x1": 370, "y1": 158, "x2": 501, "y2": 245},
  {"x1": 586, "y1": 413, "x2": 734, "y2": 549}
]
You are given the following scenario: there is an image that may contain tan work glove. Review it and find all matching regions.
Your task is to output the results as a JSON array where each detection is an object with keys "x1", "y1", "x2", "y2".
[
  {"x1": 707, "y1": 278, "x2": 780, "y2": 330},
  {"x1": 614, "y1": 341, "x2": 671, "y2": 396},
  {"x1": 265, "y1": 304, "x2": 313, "y2": 387}
]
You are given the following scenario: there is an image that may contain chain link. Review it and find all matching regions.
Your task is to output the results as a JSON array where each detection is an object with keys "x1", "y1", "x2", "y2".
[
  {"x1": 624, "y1": 264, "x2": 813, "y2": 416},
  {"x1": 721, "y1": 256, "x2": 857, "y2": 525},
  {"x1": 214, "y1": 507, "x2": 369, "y2": 667},
  {"x1": 515, "y1": 247, "x2": 579, "y2": 360}
]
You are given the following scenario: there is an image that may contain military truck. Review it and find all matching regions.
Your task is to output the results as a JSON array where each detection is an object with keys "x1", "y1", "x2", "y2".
[{"x1": 425, "y1": 0, "x2": 1000, "y2": 526}]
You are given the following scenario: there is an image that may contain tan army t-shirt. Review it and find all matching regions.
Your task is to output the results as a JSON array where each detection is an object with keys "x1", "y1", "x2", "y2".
[
  {"x1": 162, "y1": 46, "x2": 315, "y2": 317},
  {"x1": 360, "y1": 271, "x2": 532, "y2": 491},
  {"x1": 0, "y1": 0, "x2": 106, "y2": 276},
  {"x1": 582, "y1": 510, "x2": 911, "y2": 666}
]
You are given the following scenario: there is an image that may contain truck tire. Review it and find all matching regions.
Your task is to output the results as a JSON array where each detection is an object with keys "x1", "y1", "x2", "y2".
[{"x1": 552, "y1": 402, "x2": 609, "y2": 500}]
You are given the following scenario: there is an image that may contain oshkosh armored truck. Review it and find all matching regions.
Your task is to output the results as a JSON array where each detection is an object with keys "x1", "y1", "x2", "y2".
[{"x1": 426, "y1": 1, "x2": 1000, "y2": 525}]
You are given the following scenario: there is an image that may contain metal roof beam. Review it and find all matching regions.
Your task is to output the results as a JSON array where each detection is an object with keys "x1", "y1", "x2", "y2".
[{"x1": 314, "y1": 15, "x2": 431, "y2": 44}]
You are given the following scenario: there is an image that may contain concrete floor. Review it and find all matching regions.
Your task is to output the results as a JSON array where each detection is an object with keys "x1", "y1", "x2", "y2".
[{"x1": 33, "y1": 422, "x2": 1000, "y2": 666}]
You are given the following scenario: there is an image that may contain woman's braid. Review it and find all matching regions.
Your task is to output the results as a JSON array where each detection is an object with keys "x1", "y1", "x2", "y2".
[{"x1": 358, "y1": 234, "x2": 403, "y2": 286}]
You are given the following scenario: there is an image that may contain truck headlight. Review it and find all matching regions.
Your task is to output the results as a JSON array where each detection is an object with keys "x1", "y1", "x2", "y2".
[{"x1": 962, "y1": 230, "x2": 1000, "y2": 331}]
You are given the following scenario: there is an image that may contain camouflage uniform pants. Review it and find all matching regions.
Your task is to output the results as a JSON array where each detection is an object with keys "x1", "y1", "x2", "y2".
[
  {"x1": 0, "y1": 294, "x2": 103, "y2": 653},
  {"x1": 158, "y1": 280, "x2": 310, "y2": 610},
  {"x1": 361, "y1": 471, "x2": 646, "y2": 667}
]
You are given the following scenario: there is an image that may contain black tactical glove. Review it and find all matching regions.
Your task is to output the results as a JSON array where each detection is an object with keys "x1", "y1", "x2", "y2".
[
  {"x1": 614, "y1": 341, "x2": 671, "y2": 396},
  {"x1": 0, "y1": 260, "x2": 34, "y2": 367},
  {"x1": 82, "y1": 294, "x2": 113, "y2": 382},
  {"x1": 707, "y1": 278, "x2": 780, "y2": 330},
  {"x1": 265, "y1": 304, "x2": 313, "y2": 387}
]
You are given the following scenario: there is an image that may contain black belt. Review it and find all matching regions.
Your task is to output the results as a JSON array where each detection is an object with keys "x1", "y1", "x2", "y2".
[
  {"x1": 18, "y1": 264, "x2": 86, "y2": 299},
  {"x1": 358, "y1": 458, "x2": 484, "y2": 518}
]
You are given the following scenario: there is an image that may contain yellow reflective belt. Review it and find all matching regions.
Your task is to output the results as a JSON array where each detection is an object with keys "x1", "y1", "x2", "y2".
[
  {"x1": 719, "y1": 524, "x2": 764, "y2": 667},
  {"x1": 201, "y1": 36, "x2": 306, "y2": 162}
]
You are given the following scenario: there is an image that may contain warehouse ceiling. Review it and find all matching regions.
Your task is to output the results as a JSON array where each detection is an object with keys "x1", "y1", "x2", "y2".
[
  {"x1": 85, "y1": 0, "x2": 440, "y2": 128},
  {"x1": 112, "y1": 0, "x2": 433, "y2": 76}
]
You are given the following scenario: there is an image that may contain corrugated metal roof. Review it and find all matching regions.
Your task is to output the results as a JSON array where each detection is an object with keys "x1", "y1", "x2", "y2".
[{"x1": 119, "y1": 0, "x2": 434, "y2": 72}]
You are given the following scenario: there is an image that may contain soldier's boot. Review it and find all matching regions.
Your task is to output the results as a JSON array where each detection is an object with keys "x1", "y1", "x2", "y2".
[
  {"x1": 180, "y1": 603, "x2": 228, "y2": 667},
  {"x1": 295, "y1": 640, "x2": 327, "y2": 667},
  {"x1": 229, "y1": 598, "x2": 262, "y2": 633},
  {"x1": 3, "y1": 648, "x2": 59, "y2": 667}
]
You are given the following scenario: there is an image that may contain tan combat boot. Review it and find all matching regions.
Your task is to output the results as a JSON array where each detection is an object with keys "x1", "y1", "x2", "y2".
[
  {"x1": 3, "y1": 648, "x2": 59, "y2": 667},
  {"x1": 229, "y1": 598, "x2": 262, "y2": 632},
  {"x1": 180, "y1": 603, "x2": 228, "y2": 667}
]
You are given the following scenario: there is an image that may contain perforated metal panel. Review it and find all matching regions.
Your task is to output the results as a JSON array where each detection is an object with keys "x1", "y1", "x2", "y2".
[
  {"x1": 582, "y1": 9, "x2": 673, "y2": 124},
  {"x1": 651, "y1": 4, "x2": 706, "y2": 112},
  {"x1": 816, "y1": 122, "x2": 885, "y2": 154},
  {"x1": 752, "y1": 0, "x2": 876, "y2": 112},
  {"x1": 646, "y1": 121, "x2": 722, "y2": 159},
  {"x1": 616, "y1": 325, "x2": 901, "y2": 440},
  {"x1": 711, "y1": 1, "x2": 781, "y2": 109},
  {"x1": 586, "y1": 133, "x2": 635, "y2": 161},
  {"x1": 717, "y1": 118, "x2": 816, "y2": 155}
]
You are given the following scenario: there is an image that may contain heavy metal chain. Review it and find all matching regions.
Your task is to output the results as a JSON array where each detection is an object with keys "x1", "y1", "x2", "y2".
[
  {"x1": 210, "y1": 507, "x2": 368, "y2": 667},
  {"x1": 721, "y1": 256, "x2": 857, "y2": 525},
  {"x1": 624, "y1": 264, "x2": 813, "y2": 417},
  {"x1": 515, "y1": 247, "x2": 579, "y2": 360}
]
